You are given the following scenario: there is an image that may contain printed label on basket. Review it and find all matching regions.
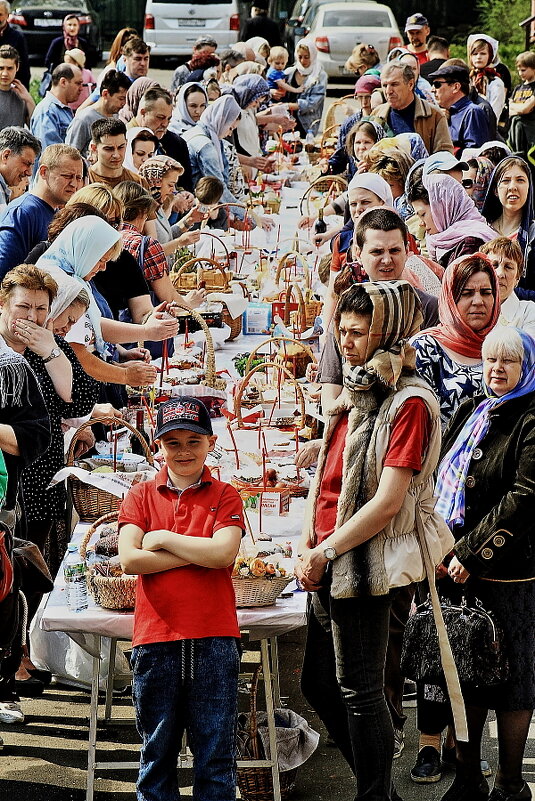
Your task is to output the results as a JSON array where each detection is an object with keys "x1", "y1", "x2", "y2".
[
  {"x1": 242, "y1": 303, "x2": 272, "y2": 335},
  {"x1": 241, "y1": 489, "x2": 290, "y2": 516}
]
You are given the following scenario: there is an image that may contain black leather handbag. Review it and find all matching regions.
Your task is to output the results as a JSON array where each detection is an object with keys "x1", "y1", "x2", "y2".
[{"x1": 401, "y1": 595, "x2": 509, "y2": 688}]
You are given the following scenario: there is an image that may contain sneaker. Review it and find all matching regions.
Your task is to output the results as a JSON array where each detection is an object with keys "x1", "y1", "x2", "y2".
[
  {"x1": 411, "y1": 746, "x2": 442, "y2": 783},
  {"x1": 393, "y1": 728, "x2": 404, "y2": 759},
  {"x1": 0, "y1": 702, "x2": 24, "y2": 724},
  {"x1": 440, "y1": 776, "x2": 490, "y2": 801},
  {"x1": 489, "y1": 783, "x2": 532, "y2": 800}
]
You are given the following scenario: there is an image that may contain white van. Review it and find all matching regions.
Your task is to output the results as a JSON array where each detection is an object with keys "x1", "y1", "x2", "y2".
[{"x1": 143, "y1": 0, "x2": 241, "y2": 57}]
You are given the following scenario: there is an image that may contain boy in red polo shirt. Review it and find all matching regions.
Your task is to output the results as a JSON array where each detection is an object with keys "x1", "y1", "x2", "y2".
[{"x1": 118, "y1": 397, "x2": 244, "y2": 801}]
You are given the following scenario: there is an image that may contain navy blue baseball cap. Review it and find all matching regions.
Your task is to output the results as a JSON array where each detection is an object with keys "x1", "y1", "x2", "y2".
[{"x1": 154, "y1": 397, "x2": 213, "y2": 439}]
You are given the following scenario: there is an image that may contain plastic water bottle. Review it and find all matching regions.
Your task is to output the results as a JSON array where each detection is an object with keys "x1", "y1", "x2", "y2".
[
  {"x1": 64, "y1": 543, "x2": 88, "y2": 612},
  {"x1": 305, "y1": 129, "x2": 315, "y2": 161}
]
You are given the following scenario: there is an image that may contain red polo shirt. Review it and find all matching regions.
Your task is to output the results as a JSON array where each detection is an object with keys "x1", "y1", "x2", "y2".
[{"x1": 119, "y1": 465, "x2": 245, "y2": 647}]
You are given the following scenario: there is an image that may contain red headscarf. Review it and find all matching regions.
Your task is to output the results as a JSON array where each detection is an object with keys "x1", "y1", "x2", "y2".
[{"x1": 417, "y1": 253, "x2": 500, "y2": 359}]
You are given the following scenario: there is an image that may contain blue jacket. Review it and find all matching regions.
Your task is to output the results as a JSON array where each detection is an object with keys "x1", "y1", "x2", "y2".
[
  {"x1": 30, "y1": 91, "x2": 74, "y2": 149},
  {"x1": 0, "y1": 193, "x2": 54, "y2": 279},
  {"x1": 182, "y1": 126, "x2": 246, "y2": 220},
  {"x1": 449, "y1": 95, "x2": 490, "y2": 150}
]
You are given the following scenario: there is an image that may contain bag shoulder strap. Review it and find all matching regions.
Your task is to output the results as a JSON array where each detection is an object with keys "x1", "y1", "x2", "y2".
[{"x1": 414, "y1": 506, "x2": 468, "y2": 742}]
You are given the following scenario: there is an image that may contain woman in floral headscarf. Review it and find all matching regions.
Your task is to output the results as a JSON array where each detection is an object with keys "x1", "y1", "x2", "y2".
[
  {"x1": 296, "y1": 279, "x2": 452, "y2": 801},
  {"x1": 408, "y1": 173, "x2": 497, "y2": 267},
  {"x1": 411, "y1": 252, "x2": 500, "y2": 428}
]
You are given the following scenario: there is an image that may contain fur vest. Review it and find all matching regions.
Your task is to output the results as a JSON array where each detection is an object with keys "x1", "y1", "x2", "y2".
[{"x1": 308, "y1": 375, "x2": 454, "y2": 598}]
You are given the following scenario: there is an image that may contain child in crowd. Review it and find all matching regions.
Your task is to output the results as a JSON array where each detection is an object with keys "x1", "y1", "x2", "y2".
[
  {"x1": 118, "y1": 397, "x2": 245, "y2": 801},
  {"x1": 195, "y1": 175, "x2": 226, "y2": 229},
  {"x1": 508, "y1": 51, "x2": 535, "y2": 159},
  {"x1": 267, "y1": 46, "x2": 304, "y2": 95}
]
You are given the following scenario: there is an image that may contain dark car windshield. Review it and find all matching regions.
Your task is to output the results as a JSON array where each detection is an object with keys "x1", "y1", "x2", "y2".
[{"x1": 13, "y1": 0, "x2": 89, "y2": 9}]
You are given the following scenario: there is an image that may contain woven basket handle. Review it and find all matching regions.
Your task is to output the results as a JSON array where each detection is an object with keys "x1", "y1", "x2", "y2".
[
  {"x1": 244, "y1": 336, "x2": 317, "y2": 375},
  {"x1": 235, "y1": 361, "x2": 306, "y2": 429},
  {"x1": 187, "y1": 308, "x2": 216, "y2": 387},
  {"x1": 195, "y1": 231, "x2": 230, "y2": 268},
  {"x1": 66, "y1": 417, "x2": 154, "y2": 469},
  {"x1": 275, "y1": 251, "x2": 310, "y2": 290},
  {"x1": 79, "y1": 510, "x2": 119, "y2": 561}
]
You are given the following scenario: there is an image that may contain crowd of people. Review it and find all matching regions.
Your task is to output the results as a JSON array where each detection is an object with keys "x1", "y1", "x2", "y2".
[{"x1": 0, "y1": 4, "x2": 533, "y2": 801}]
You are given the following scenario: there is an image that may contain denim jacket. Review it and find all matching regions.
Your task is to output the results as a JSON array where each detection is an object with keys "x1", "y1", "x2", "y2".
[
  {"x1": 284, "y1": 66, "x2": 328, "y2": 135},
  {"x1": 182, "y1": 125, "x2": 245, "y2": 220},
  {"x1": 442, "y1": 392, "x2": 535, "y2": 581}
]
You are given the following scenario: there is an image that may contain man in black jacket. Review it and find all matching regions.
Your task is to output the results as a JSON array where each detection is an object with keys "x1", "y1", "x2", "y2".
[{"x1": 240, "y1": 0, "x2": 281, "y2": 47}]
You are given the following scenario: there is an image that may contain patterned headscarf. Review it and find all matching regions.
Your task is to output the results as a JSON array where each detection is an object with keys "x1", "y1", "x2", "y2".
[
  {"x1": 423, "y1": 174, "x2": 497, "y2": 260},
  {"x1": 231, "y1": 74, "x2": 270, "y2": 109},
  {"x1": 119, "y1": 78, "x2": 159, "y2": 123},
  {"x1": 470, "y1": 156, "x2": 494, "y2": 212},
  {"x1": 417, "y1": 252, "x2": 500, "y2": 360},
  {"x1": 435, "y1": 327, "x2": 535, "y2": 528},
  {"x1": 139, "y1": 155, "x2": 183, "y2": 204},
  {"x1": 196, "y1": 94, "x2": 241, "y2": 170},
  {"x1": 337, "y1": 280, "x2": 423, "y2": 391}
]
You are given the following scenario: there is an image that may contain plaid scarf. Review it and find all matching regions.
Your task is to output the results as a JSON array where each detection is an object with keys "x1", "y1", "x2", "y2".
[
  {"x1": 339, "y1": 280, "x2": 423, "y2": 391},
  {"x1": 435, "y1": 328, "x2": 535, "y2": 529}
]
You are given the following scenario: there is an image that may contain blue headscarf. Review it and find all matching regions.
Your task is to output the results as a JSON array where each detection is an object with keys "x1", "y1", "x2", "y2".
[
  {"x1": 482, "y1": 155, "x2": 534, "y2": 255},
  {"x1": 35, "y1": 216, "x2": 120, "y2": 357},
  {"x1": 231, "y1": 74, "x2": 270, "y2": 109},
  {"x1": 435, "y1": 327, "x2": 535, "y2": 528}
]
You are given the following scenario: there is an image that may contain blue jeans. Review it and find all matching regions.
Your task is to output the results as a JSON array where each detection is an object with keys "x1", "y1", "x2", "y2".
[
  {"x1": 301, "y1": 584, "x2": 394, "y2": 801},
  {"x1": 131, "y1": 637, "x2": 241, "y2": 801}
]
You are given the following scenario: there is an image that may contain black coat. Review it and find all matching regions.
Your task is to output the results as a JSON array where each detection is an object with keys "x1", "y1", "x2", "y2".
[
  {"x1": 240, "y1": 14, "x2": 281, "y2": 46},
  {"x1": 441, "y1": 391, "x2": 535, "y2": 581}
]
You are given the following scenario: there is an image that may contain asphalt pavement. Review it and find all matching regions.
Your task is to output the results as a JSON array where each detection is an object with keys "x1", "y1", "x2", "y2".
[{"x1": 1, "y1": 626, "x2": 534, "y2": 800}]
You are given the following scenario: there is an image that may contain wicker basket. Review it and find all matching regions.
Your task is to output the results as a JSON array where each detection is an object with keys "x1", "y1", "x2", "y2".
[
  {"x1": 222, "y1": 282, "x2": 249, "y2": 341},
  {"x1": 233, "y1": 573, "x2": 293, "y2": 608},
  {"x1": 187, "y1": 308, "x2": 227, "y2": 390},
  {"x1": 66, "y1": 418, "x2": 154, "y2": 523},
  {"x1": 235, "y1": 362, "x2": 306, "y2": 430},
  {"x1": 194, "y1": 230, "x2": 230, "y2": 269},
  {"x1": 80, "y1": 512, "x2": 137, "y2": 611},
  {"x1": 237, "y1": 664, "x2": 298, "y2": 800},
  {"x1": 245, "y1": 336, "x2": 316, "y2": 381},
  {"x1": 172, "y1": 256, "x2": 232, "y2": 293}
]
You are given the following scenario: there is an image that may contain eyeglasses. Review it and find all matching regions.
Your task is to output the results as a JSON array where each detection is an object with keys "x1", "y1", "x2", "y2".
[
  {"x1": 462, "y1": 178, "x2": 474, "y2": 189},
  {"x1": 431, "y1": 80, "x2": 449, "y2": 88}
]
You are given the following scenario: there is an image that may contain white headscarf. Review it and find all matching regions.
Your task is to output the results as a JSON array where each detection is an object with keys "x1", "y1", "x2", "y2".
[
  {"x1": 170, "y1": 81, "x2": 208, "y2": 136},
  {"x1": 294, "y1": 37, "x2": 322, "y2": 89},
  {"x1": 36, "y1": 217, "x2": 121, "y2": 355},
  {"x1": 197, "y1": 94, "x2": 241, "y2": 170},
  {"x1": 467, "y1": 33, "x2": 499, "y2": 65},
  {"x1": 347, "y1": 172, "x2": 394, "y2": 208},
  {"x1": 47, "y1": 270, "x2": 87, "y2": 323},
  {"x1": 123, "y1": 127, "x2": 157, "y2": 175}
]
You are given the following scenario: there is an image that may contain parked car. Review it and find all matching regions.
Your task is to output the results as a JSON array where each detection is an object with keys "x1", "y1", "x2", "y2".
[
  {"x1": 143, "y1": 0, "x2": 240, "y2": 59},
  {"x1": 9, "y1": 0, "x2": 101, "y2": 62},
  {"x1": 293, "y1": 0, "x2": 402, "y2": 79},
  {"x1": 284, "y1": 0, "x2": 374, "y2": 60}
]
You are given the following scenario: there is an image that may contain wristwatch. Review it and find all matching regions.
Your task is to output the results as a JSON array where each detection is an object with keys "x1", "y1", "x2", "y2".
[
  {"x1": 43, "y1": 347, "x2": 61, "y2": 364},
  {"x1": 323, "y1": 546, "x2": 337, "y2": 561}
]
